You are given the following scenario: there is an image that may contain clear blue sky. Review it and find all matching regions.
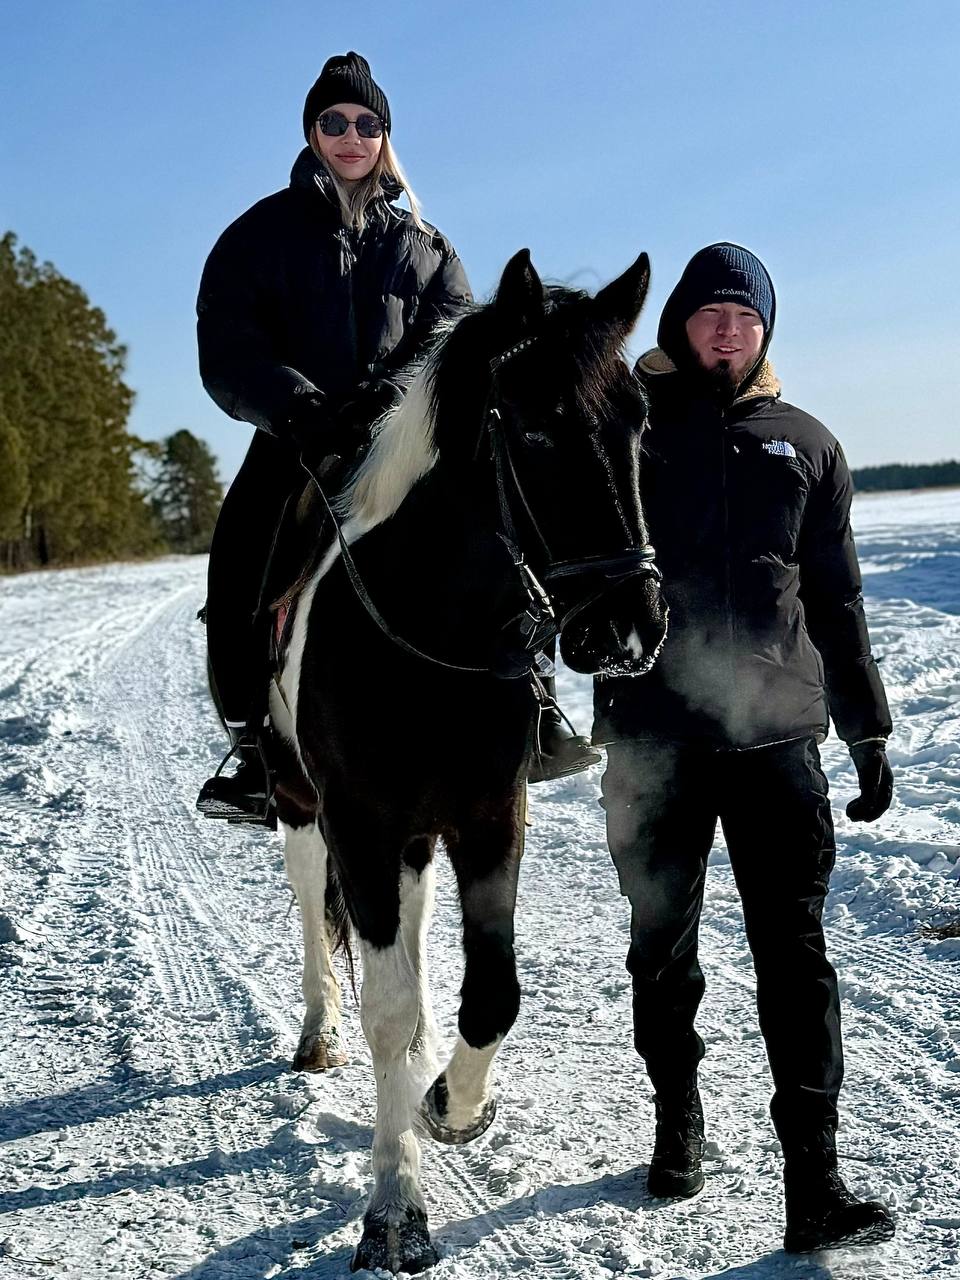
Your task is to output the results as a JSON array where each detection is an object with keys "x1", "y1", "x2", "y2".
[{"x1": 2, "y1": 0, "x2": 957, "y2": 480}]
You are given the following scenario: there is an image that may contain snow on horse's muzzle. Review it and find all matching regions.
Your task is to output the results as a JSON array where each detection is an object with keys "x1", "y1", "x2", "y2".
[{"x1": 548, "y1": 552, "x2": 667, "y2": 678}]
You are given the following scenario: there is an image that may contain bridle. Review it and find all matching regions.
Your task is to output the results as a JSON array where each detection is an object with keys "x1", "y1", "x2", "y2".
[
  {"x1": 485, "y1": 336, "x2": 661, "y2": 666},
  {"x1": 302, "y1": 335, "x2": 661, "y2": 678}
]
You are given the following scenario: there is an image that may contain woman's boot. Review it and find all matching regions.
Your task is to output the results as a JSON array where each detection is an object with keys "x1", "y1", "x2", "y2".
[
  {"x1": 196, "y1": 725, "x2": 273, "y2": 825},
  {"x1": 528, "y1": 676, "x2": 601, "y2": 783}
]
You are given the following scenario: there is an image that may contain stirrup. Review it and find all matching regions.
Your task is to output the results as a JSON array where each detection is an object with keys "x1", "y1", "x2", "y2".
[
  {"x1": 528, "y1": 673, "x2": 602, "y2": 783},
  {"x1": 196, "y1": 732, "x2": 275, "y2": 828}
]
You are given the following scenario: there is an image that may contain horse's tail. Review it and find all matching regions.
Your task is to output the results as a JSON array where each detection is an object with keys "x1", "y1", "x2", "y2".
[{"x1": 325, "y1": 857, "x2": 357, "y2": 998}]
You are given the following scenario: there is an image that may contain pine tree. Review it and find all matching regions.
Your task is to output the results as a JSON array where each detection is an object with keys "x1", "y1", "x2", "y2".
[
  {"x1": 0, "y1": 232, "x2": 164, "y2": 568},
  {"x1": 152, "y1": 429, "x2": 224, "y2": 554}
]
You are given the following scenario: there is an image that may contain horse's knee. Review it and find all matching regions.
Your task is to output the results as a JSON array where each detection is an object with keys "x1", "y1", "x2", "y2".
[
  {"x1": 283, "y1": 822, "x2": 326, "y2": 889},
  {"x1": 360, "y1": 941, "x2": 421, "y2": 1057},
  {"x1": 459, "y1": 934, "x2": 520, "y2": 1047}
]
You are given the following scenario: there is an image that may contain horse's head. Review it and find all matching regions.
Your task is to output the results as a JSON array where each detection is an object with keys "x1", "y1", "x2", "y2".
[{"x1": 431, "y1": 250, "x2": 668, "y2": 679}]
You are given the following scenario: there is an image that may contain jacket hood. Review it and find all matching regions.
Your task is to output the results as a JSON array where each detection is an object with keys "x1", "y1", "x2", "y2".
[{"x1": 636, "y1": 347, "x2": 782, "y2": 403}]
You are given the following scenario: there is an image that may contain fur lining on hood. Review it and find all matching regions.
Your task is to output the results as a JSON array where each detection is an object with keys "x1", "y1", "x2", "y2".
[{"x1": 636, "y1": 347, "x2": 781, "y2": 402}]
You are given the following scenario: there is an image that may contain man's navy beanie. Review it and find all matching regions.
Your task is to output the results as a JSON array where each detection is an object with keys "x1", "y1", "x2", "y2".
[{"x1": 657, "y1": 243, "x2": 776, "y2": 365}]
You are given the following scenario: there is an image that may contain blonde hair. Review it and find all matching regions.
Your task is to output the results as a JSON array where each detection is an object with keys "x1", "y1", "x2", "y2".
[{"x1": 310, "y1": 127, "x2": 425, "y2": 234}]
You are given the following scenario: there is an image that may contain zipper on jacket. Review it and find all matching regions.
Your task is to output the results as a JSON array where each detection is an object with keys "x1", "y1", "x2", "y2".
[
  {"x1": 720, "y1": 410, "x2": 737, "y2": 668},
  {"x1": 337, "y1": 226, "x2": 362, "y2": 381}
]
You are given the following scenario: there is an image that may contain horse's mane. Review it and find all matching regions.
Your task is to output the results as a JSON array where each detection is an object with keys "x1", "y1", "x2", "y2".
[
  {"x1": 336, "y1": 282, "x2": 626, "y2": 540},
  {"x1": 334, "y1": 312, "x2": 458, "y2": 531}
]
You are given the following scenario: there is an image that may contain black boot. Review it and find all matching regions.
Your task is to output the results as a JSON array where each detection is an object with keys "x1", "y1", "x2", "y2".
[
  {"x1": 196, "y1": 727, "x2": 274, "y2": 825},
  {"x1": 647, "y1": 1078, "x2": 705, "y2": 1199},
  {"x1": 783, "y1": 1140, "x2": 895, "y2": 1253},
  {"x1": 528, "y1": 701, "x2": 601, "y2": 784}
]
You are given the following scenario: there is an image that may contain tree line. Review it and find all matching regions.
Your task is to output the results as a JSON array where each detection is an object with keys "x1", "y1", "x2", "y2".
[
  {"x1": 0, "y1": 232, "x2": 223, "y2": 571},
  {"x1": 3, "y1": 230, "x2": 954, "y2": 571},
  {"x1": 851, "y1": 461, "x2": 960, "y2": 493}
]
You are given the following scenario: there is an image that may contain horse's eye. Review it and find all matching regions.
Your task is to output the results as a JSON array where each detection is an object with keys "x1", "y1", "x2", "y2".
[{"x1": 523, "y1": 431, "x2": 554, "y2": 449}]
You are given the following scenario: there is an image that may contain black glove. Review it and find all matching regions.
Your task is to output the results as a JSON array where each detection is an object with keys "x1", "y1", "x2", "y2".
[
  {"x1": 336, "y1": 377, "x2": 402, "y2": 437},
  {"x1": 846, "y1": 739, "x2": 894, "y2": 822},
  {"x1": 280, "y1": 390, "x2": 363, "y2": 473},
  {"x1": 278, "y1": 390, "x2": 330, "y2": 456}
]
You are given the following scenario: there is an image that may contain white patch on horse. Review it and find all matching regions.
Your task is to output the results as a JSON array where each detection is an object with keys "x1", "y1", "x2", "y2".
[
  {"x1": 399, "y1": 862, "x2": 439, "y2": 1092},
  {"x1": 439, "y1": 1034, "x2": 503, "y2": 1132},
  {"x1": 282, "y1": 821, "x2": 345, "y2": 1068},
  {"x1": 625, "y1": 627, "x2": 643, "y2": 659},
  {"x1": 277, "y1": 574, "x2": 319, "y2": 745},
  {"x1": 338, "y1": 359, "x2": 439, "y2": 531},
  {"x1": 360, "y1": 927, "x2": 429, "y2": 1225}
]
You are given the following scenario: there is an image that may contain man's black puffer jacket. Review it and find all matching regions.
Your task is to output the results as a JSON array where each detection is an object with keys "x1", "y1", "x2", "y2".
[
  {"x1": 593, "y1": 350, "x2": 892, "y2": 750},
  {"x1": 196, "y1": 147, "x2": 471, "y2": 433}
]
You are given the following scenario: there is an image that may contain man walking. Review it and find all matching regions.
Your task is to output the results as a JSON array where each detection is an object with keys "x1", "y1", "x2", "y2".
[{"x1": 594, "y1": 243, "x2": 895, "y2": 1252}]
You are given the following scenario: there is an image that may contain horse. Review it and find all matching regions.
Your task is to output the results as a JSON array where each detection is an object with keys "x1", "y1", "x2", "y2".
[{"x1": 267, "y1": 248, "x2": 668, "y2": 1274}]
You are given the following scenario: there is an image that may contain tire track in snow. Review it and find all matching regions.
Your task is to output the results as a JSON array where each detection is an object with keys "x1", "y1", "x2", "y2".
[{"x1": 74, "y1": 581, "x2": 284, "y2": 1258}]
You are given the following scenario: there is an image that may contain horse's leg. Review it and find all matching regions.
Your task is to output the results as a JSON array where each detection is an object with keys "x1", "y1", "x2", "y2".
[
  {"x1": 400, "y1": 836, "x2": 439, "y2": 1089},
  {"x1": 422, "y1": 793, "x2": 524, "y2": 1145},
  {"x1": 282, "y1": 820, "x2": 348, "y2": 1071},
  {"x1": 325, "y1": 821, "x2": 437, "y2": 1275}
]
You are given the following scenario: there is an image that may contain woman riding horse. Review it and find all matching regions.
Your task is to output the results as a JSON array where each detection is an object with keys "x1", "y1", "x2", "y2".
[{"x1": 195, "y1": 52, "x2": 597, "y2": 821}]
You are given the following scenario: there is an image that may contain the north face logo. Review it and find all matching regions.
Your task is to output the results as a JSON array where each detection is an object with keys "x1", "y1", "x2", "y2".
[{"x1": 763, "y1": 439, "x2": 797, "y2": 459}]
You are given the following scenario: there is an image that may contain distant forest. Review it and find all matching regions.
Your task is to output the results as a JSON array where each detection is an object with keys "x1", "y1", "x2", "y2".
[
  {"x1": 851, "y1": 461, "x2": 960, "y2": 492},
  {"x1": 0, "y1": 233, "x2": 222, "y2": 571}
]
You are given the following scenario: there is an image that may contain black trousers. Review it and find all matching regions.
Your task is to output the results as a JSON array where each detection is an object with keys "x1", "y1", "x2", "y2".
[
  {"x1": 601, "y1": 735, "x2": 843, "y2": 1142},
  {"x1": 205, "y1": 434, "x2": 299, "y2": 729}
]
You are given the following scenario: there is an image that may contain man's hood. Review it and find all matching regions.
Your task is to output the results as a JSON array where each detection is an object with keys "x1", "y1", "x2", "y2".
[{"x1": 635, "y1": 347, "x2": 782, "y2": 403}]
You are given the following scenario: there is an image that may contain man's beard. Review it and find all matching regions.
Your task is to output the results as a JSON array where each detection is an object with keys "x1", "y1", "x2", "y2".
[{"x1": 689, "y1": 354, "x2": 744, "y2": 404}]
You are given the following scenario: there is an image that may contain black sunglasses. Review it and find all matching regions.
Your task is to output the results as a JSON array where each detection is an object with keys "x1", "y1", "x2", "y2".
[{"x1": 316, "y1": 110, "x2": 384, "y2": 139}]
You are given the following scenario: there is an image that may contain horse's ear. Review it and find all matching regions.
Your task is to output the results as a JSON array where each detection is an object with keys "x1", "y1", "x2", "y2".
[
  {"x1": 495, "y1": 248, "x2": 545, "y2": 330},
  {"x1": 594, "y1": 251, "x2": 651, "y2": 336}
]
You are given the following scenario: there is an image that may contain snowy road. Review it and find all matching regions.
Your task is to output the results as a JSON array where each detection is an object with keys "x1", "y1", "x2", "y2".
[{"x1": 1, "y1": 489, "x2": 959, "y2": 1279}]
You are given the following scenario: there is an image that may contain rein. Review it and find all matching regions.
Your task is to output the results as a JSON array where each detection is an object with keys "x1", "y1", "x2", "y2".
[{"x1": 300, "y1": 334, "x2": 660, "y2": 678}]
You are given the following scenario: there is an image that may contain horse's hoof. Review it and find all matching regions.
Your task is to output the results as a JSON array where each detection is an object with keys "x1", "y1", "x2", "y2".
[
  {"x1": 292, "y1": 1030, "x2": 348, "y2": 1072},
  {"x1": 351, "y1": 1212, "x2": 438, "y2": 1275},
  {"x1": 420, "y1": 1074, "x2": 498, "y2": 1145}
]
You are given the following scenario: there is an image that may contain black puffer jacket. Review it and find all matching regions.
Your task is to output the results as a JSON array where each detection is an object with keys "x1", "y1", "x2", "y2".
[
  {"x1": 593, "y1": 350, "x2": 892, "y2": 749},
  {"x1": 197, "y1": 148, "x2": 472, "y2": 432}
]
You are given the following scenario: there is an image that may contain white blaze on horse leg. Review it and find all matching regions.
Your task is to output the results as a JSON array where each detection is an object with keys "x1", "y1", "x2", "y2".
[
  {"x1": 440, "y1": 1034, "x2": 503, "y2": 1132},
  {"x1": 399, "y1": 862, "x2": 438, "y2": 1090},
  {"x1": 360, "y1": 937, "x2": 427, "y2": 1221},
  {"x1": 282, "y1": 822, "x2": 344, "y2": 1064}
]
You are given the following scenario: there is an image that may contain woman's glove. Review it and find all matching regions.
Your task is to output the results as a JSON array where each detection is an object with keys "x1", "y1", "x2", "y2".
[
  {"x1": 280, "y1": 390, "x2": 361, "y2": 470},
  {"x1": 336, "y1": 378, "x2": 402, "y2": 437},
  {"x1": 846, "y1": 739, "x2": 894, "y2": 822},
  {"x1": 279, "y1": 390, "x2": 330, "y2": 454}
]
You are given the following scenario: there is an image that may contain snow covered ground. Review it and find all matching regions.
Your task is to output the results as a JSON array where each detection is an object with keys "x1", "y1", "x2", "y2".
[{"x1": 1, "y1": 487, "x2": 958, "y2": 1280}]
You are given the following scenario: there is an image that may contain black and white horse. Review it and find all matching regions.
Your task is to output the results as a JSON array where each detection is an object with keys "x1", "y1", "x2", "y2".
[{"x1": 269, "y1": 249, "x2": 667, "y2": 1274}]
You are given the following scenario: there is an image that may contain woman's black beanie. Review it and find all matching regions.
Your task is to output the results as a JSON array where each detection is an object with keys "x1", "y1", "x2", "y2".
[{"x1": 302, "y1": 52, "x2": 391, "y2": 140}]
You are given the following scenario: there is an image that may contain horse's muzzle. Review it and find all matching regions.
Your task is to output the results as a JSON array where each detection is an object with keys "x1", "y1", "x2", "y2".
[{"x1": 557, "y1": 576, "x2": 668, "y2": 678}]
